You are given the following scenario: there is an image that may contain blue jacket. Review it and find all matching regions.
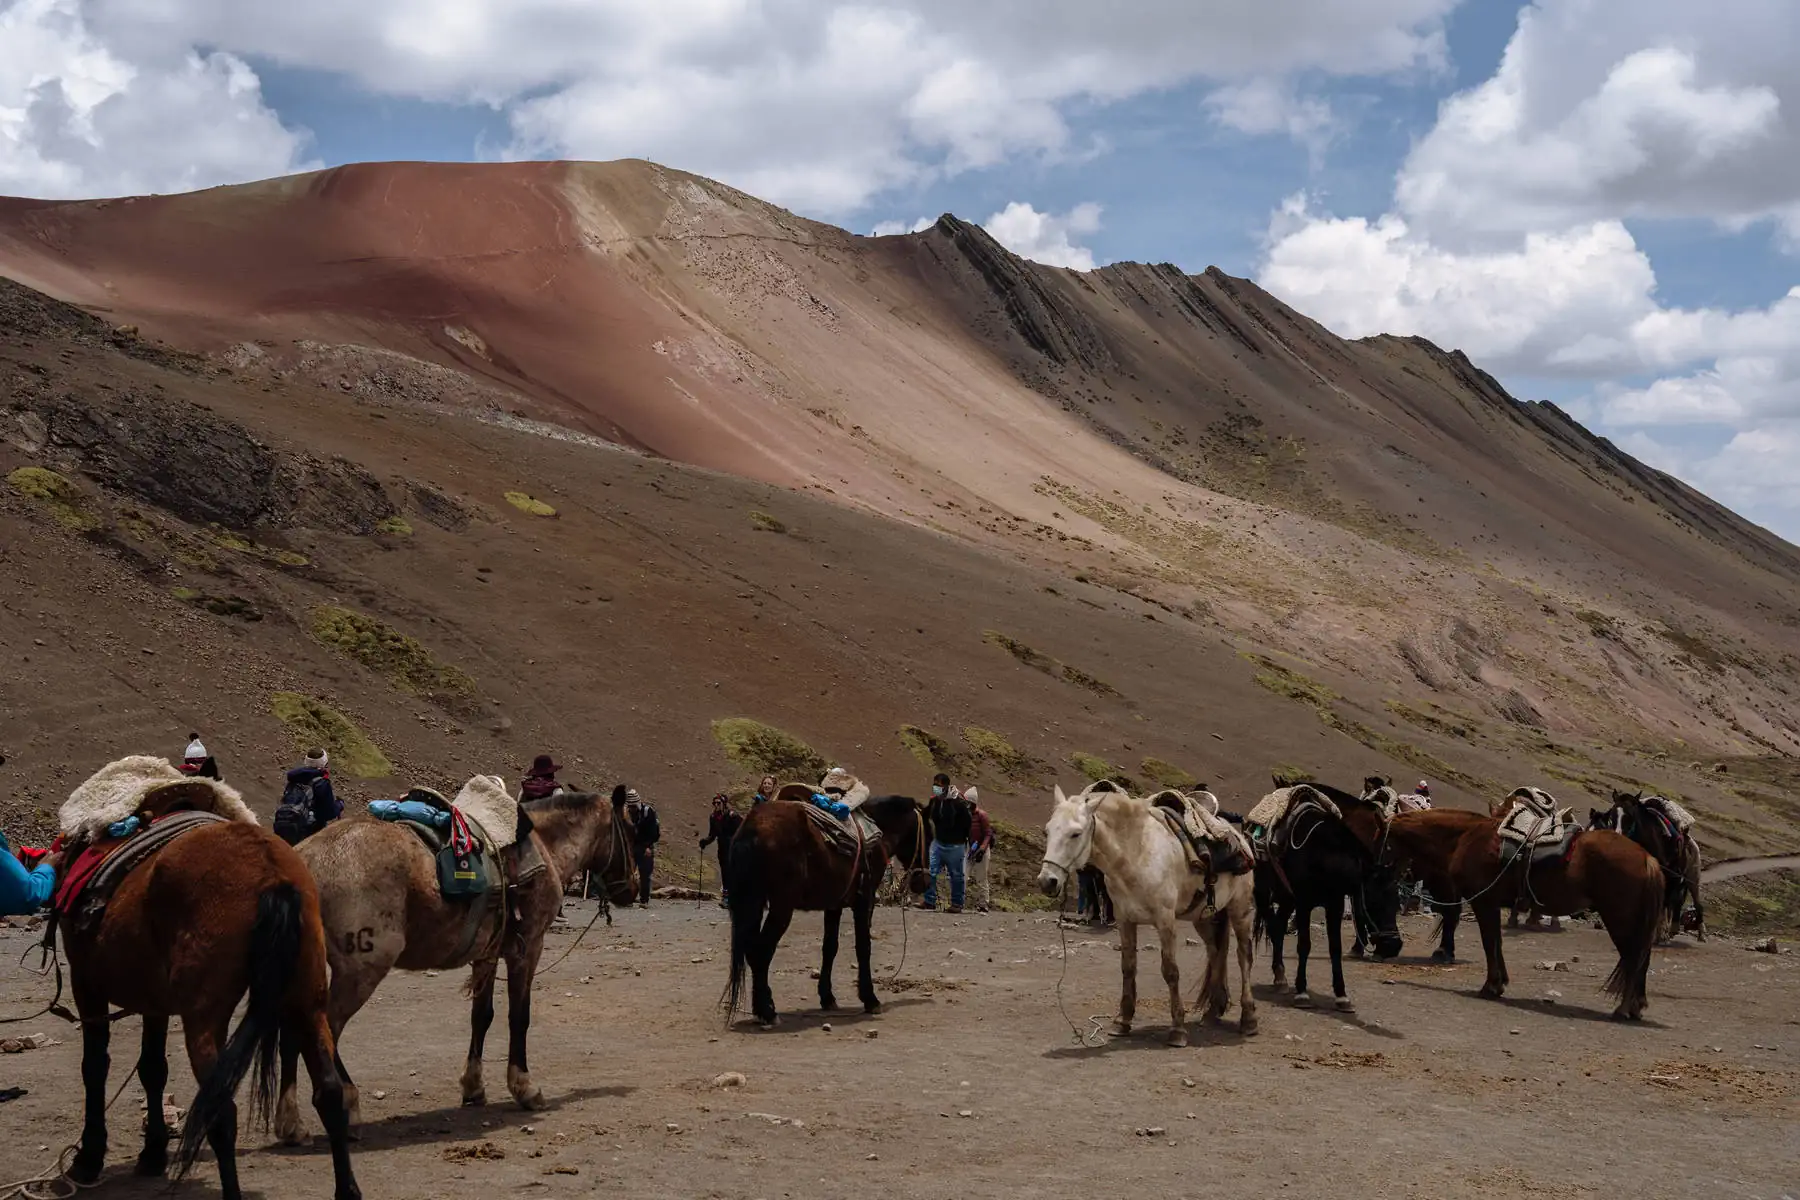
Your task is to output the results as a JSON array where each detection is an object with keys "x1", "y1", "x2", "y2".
[
  {"x1": 286, "y1": 767, "x2": 341, "y2": 827},
  {"x1": 0, "y1": 829, "x2": 55, "y2": 916}
]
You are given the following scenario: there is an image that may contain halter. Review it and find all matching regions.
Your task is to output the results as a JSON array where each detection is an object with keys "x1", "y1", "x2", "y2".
[{"x1": 1039, "y1": 801, "x2": 1098, "y2": 887}]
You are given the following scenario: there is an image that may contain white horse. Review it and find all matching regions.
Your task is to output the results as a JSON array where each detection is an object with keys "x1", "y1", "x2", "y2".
[{"x1": 1037, "y1": 783, "x2": 1259, "y2": 1045}]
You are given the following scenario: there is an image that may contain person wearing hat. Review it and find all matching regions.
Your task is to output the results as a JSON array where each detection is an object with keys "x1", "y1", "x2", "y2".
[
  {"x1": 521, "y1": 754, "x2": 564, "y2": 801},
  {"x1": 617, "y1": 785, "x2": 660, "y2": 905},
  {"x1": 274, "y1": 748, "x2": 340, "y2": 845},
  {"x1": 922, "y1": 772, "x2": 972, "y2": 913},
  {"x1": 964, "y1": 787, "x2": 995, "y2": 913},
  {"x1": 698, "y1": 793, "x2": 743, "y2": 908},
  {"x1": 179, "y1": 733, "x2": 220, "y2": 780}
]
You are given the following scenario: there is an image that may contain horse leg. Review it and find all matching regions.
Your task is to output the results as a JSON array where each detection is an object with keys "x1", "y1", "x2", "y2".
[
  {"x1": 1349, "y1": 888, "x2": 1368, "y2": 958},
  {"x1": 1156, "y1": 921, "x2": 1186, "y2": 1046},
  {"x1": 460, "y1": 958, "x2": 499, "y2": 1106},
  {"x1": 1192, "y1": 913, "x2": 1229, "y2": 1023},
  {"x1": 818, "y1": 908, "x2": 842, "y2": 1011},
  {"x1": 1292, "y1": 901, "x2": 1315, "y2": 1006},
  {"x1": 184, "y1": 1016, "x2": 242, "y2": 1200},
  {"x1": 852, "y1": 898, "x2": 879, "y2": 1013},
  {"x1": 70, "y1": 1009, "x2": 111, "y2": 1184},
  {"x1": 1432, "y1": 901, "x2": 1460, "y2": 962},
  {"x1": 280, "y1": 956, "x2": 385, "y2": 1141},
  {"x1": 1325, "y1": 894, "x2": 1353, "y2": 1012},
  {"x1": 504, "y1": 943, "x2": 548, "y2": 1111},
  {"x1": 1112, "y1": 919, "x2": 1139, "y2": 1036},
  {"x1": 1233, "y1": 901, "x2": 1259, "y2": 1036},
  {"x1": 135, "y1": 1015, "x2": 170, "y2": 1176},
  {"x1": 1268, "y1": 898, "x2": 1290, "y2": 990},
  {"x1": 293, "y1": 1011, "x2": 361, "y2": 1200},
  {"x1": 1472, "y1": 902, "x2": 1506, "y2": 999},
  {"x1": 752, "y1": 904, "x2": 794, "y2": 1026}
]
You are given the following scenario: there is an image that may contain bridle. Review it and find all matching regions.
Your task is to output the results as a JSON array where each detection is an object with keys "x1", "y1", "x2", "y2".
[{"x1": 1039, "y1": 801, "x2": 1097, "y2": 887}]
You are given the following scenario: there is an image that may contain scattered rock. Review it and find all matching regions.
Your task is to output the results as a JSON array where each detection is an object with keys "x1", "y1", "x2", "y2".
[
  {"x1": 0, "y1": 1033, "x2": 52, "y2": 1053},
  {"x1": 665, "y1": 1123, "x2": 682, "y2": 1133},
  {"x1": 1750, "y1": 937, "x2": 1779, "y2": 954},
  {"x1": 372, "y1": 1090, "x2": 387, "y2": 1100},
  {"x1": 443, "y1": 1141, "x2": 506, "y2": 1162},
  {"x1": 1536, "y1": 960, "x2": 1570, "y2": 972},
  {"x1": 1135, "y1": 1126, "x2": 1167, "y2": 1137},
  {"x1": 958, "y1": 1109, "x2": 974, "y2": 1118},
  {"x1": 1181, "y1": 1077, "x2": 1197, "y2": 1088},
  {"x1": 821, "y1": 1022, "x2": 833, "y2": 1033},
  {"x1": 546, "y1": 1166, "x2": 579, "y2": 1176}
]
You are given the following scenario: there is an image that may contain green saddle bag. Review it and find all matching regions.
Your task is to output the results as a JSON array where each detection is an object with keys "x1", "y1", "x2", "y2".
[{"x1": 436, "y1": 809, "x2": 494, "y2": 899}]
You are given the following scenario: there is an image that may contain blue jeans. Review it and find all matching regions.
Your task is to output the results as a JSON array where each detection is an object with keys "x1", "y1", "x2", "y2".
[{"x1": 923, "y1": 841, "x2": 966, "y2": 909}]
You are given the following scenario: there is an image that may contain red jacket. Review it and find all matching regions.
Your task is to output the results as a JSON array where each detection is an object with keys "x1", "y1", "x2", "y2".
[{"x1": 969, "y1": 807, "x2": 994, "y2": 852}]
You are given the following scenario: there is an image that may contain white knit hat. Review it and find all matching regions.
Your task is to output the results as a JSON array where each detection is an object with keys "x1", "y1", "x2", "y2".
[
  {"x1": 304, "y1": 749, "x2": 329, "y2": 769},
  {"x1": 184, "y1": 737, "x2": 207, "y2": 759}
]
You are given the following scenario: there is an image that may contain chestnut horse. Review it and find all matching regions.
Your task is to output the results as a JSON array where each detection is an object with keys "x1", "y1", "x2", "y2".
[
  {"x1": 274, "y1": 789, "x2": 638, "y2": 1140},
  {"x1": 61, "y1": 820, "x2": 359, "y2": 1199},
  {"x1": 723, "y1": 794, "x2": 930, "y2": 1026},
  {"x1": 1383, "y1": 809, "x2": 1664, "y2": 1019}
]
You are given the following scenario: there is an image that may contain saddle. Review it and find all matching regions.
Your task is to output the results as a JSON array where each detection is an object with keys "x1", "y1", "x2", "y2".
[
  {"x1": 1148, "y1": 790, "x2": 1251, "y2": 918},
  {"x1": 800, "y1": 801, "x2": 882, "y2": 858},
  {"x1": 1245, "y1": 786, "x2": 1341, "y2": 858},
  {"x1": 1497, "y1": 788, "x2": 1581, "y2": 866},
  {"x1": 1642, "y1": 795, "x2": 1696, "y2": 834},
  {"x1": 54, "y1": 810, "x2": 229, "y2": 930}
]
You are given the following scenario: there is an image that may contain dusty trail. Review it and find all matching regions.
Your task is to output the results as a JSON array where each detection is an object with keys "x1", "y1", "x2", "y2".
[
  {"x1": 3, "y1": 900, "x2": 1795, "y2": 1200},
  {"x1": 1703, "y1": 854, "x2": 1800, "y2": 882}
]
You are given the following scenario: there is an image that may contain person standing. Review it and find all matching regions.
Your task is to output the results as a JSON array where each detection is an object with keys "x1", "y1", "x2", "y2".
[
  {"x1": 179, "y1": 733, "x2": 220, "y2": 780},
  {"x1": 520, "y1": 754, "x2": 563, "y2": 801},
  {"x1": 620, "y1": 786, "x2": 660, "y2": 905},
  {"x1": 965, "y1": 787, "x2": 995, "y2": 913},
  {"x1": 698, "y1": 793, "x2": 743, "y2": 908},
  {"x1": 1, "y1": 827, "x2": 56, "y2": 916},
  {"x1": 752, "y1": 775, "x2": 776, "y2": 805},
  {"x1": 922, "y1": 773, "x2": 971, "y2": 913},
  {"x1": 274, "y1": 749, "x2": 340, "y2": 845}
]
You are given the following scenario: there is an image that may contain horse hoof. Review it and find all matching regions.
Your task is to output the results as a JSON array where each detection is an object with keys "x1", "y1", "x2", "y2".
[
  {"x1": 134, "y1": 1150, "x2": 168, "y2": 1178},
  {"x1": 1293, "y1": 991, "x2": 1313, "y2": 1008},
  {"x1": 1349, "y1": 945, "x2": 1365, "y2": 959},
  {"x1": 516, "y1": 1091, "x2": 547, "y2": 1112},
  {"x1": 1239, "y1": 1016, "x2": 1260, "y2": 1037},
  {"x1": 1334, "y1": 997, "x2": 1356, "y2": 1012},
  {"x1": 1271, "y1": 975, "x2": 1288, "y2": 991},
  {"x1": 69, "y1": 1154, "x2": 103, "y2": 1186},
  {"x1": 1110, "y1": 1020, "x2": 1133, "y2": 1037},
  {"x1": 862, "y1": 1000, "x2": 881, "y2": 1015},
  {"x1": 1166, "y1": 1028, "x2": 1189, "y2": 1048},
  {"x1": 819, "y1": 997, "x2": 838, "y2": 1012},
  {"x1": 1478, "y1": 983, "x2": 1503, "y2": 1000}
]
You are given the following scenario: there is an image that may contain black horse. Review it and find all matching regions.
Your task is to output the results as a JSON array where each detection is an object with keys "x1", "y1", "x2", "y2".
[
  {"x1": 1590, "y1": 792, "x2": 1704, "y2": 941},
  {"x1": 723, "y1": 794, "x2": 930, "y2": 1026},
  {"x1": 1253, "y1": 782, "x2": 1403, "y2": 1011}
]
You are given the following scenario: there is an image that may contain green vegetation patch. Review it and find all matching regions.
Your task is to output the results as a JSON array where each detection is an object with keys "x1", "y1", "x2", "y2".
[
  {"x1": 1386, "y1": 700, "x2": 1476, "y2": 741},
  {"x1": 213, "y1": 528, "x2": 309, "y2": 566},
  {"x1": 1069, "y1": 752, "x2": 1134, "y2": 790},
  {"x1": 1653, "y1": 624, "x2": 1745, "y2": 672},
  {"x1": 7, "y1": 467, "x2": 100, "y2": 531},
  {"x1": 504, "y1": 491, "x2": 557, "y2": 517},
  {"x1": 270, "y1": 692, "x2": 393, "y2": 778},
  {"x1": 1271, "y1": 765, "x2": 1316, "y2": 788},
  {"x1": 375, "y1": 515, "x2": 414, "y2": 536},
  {"x1": 964, "y1": 726, "x2": 1043, "y2": 783},
  {"x1": 982, "y1": 630, "x2": 1122, "y2": 700},
  {"x1": 1140, "y1": 757, "x2": 1197, "y2": 790},
  {"x1": 1247, "y1": 653, "x2": 1336, "y2": 709},
  {"x1": 748, "y1": 510, "x2": 788, "y2": 534},
  {"x1": 898, "y1": 724, "x2": 962, "y2": 772},
  {"x1": 986, "y1": 817, "x2": 1059, "y2": 912},
  {"x1": 1705, "y1": 870, "x2": 1800, "y2": 937},
  {"x1": 309, "y1": 605, "x2": 476, "y2": 698},
  {"x1": 711, "y1": 718, "x2": 829, "y2": 780}
]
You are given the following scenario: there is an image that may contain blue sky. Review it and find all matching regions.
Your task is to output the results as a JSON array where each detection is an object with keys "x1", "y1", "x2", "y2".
[{"x1": 4, "y1": 0, "x2": 1797, "y2": 539}]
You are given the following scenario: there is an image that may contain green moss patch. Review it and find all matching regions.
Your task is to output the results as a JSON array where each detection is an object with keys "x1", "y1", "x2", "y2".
[
  {"x1": 1248, "y1": 654, "x2": 1337, "y2": 709},
  {"x1": 964, "y1": 726, "x2": 1043, "y2": 783},
  {"x1": 504, "y1": 491, "x2": 557, "y2": 517},
  {"x1": 1706, "y1": 870, "x2": 1800, "y2": 937},
  {"x1": 213, "y1": 528, "x2": 309, "y2": 567},
  {"x1": 309, "y1": 605, "x2": 476, "y2": 699},
  {"x1": 982, "y1": 630, "x2": 1122, "y2": 700},
  {"x1": 1140, "y1": 757, "x2": 1197, "y2": 790},
  {"x1": 711, "y1": 718, "x2": 829, "y2": 780},
  {"x1": 1271, "y1": 764, "x2": 1316, "y2": 788},
  {"x1": 748, "y1": 510, "x2": 788, "y2": 534},
  {"x1": 7, "y1": 467, "x2": 99, "y2": 531},
  {"x1": 899, "y1": 725, "x2": 961, "y2": 772},
  {"x1": 270, "y1": 693, "x2": 393, "y2": 778},
  {"x1": 375, "y1": 515, "x2": 414, "y2": 536},
  {"x1": 1069, "y1": 752, "x2": 1135, "y2": 790},
  {"x1": 173, "y1": 588, "x2": 262, "y2": 621}
]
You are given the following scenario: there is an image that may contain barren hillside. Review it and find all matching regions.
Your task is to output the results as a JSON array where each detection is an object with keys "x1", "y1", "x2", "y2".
[{"x1": 2, "y1": 160, "x2": 1796, "y2": 855}]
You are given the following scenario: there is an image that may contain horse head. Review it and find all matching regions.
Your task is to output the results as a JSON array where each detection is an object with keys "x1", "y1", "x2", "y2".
[
  {"x1": 861, "y1": 795, "x2": 931, "y2": 892},
  {"x1": 1038, "y1": 783, "x2": 1108, "y2": 896}
]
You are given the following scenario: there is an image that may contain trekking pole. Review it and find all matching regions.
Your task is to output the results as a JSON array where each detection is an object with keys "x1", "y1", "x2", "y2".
[{"x1": 695, "y1": 855, "x2": 704, "y2": 909}]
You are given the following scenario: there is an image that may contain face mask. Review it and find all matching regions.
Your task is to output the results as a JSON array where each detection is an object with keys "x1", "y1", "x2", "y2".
[{"x1": 932, "y1": 785, "x2": 946, "y2": 797}]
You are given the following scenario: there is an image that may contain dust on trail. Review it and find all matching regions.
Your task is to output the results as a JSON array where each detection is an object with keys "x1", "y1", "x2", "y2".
[
  {"x1": 1703, "y1": 853, "x2": 1800, "y2": 882},
  {"x1": 3, "y1": 900, "x2": 1796, "y2": 1200}
]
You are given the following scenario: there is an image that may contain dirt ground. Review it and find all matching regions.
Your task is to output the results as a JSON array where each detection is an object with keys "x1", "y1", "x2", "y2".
[{"x1": 3, "y1": 899, "x2": 1795, "y2": 1200}]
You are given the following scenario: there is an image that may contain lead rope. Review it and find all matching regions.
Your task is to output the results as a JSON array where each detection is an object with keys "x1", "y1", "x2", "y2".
[
  {"x1": 886, "y1": 810, "x2": 924, "y2": 987},
  {"x1": 1053, "y1": 878, "x2": 1109, "y2": 1048}
]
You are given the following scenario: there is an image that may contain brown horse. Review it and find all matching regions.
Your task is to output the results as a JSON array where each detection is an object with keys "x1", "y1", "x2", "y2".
[
  {"x1": 723, "y1": 793, "x2": 930, "y2": 1026},
  {"x1": 1383, "y1": 808, "x2": 1664, "y2": 1019},
  {"x1": 274, "y1": 788, "x2": 638, "y2": 1140},
  {"x1": 54, "y1": 761, "x2": 358, "y2": 1199}
]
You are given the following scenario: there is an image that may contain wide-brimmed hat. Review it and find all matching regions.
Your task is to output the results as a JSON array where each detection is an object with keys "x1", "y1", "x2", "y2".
[{"x1": 531, "y1": 754, "x2": 561, "y2": 774}]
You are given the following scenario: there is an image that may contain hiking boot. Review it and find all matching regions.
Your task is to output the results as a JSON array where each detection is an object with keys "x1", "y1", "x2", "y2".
[
  {"x1": 947, "y1": 905, "x2": 964, "y2": 915},
  {"x1": 918, "y1": 902, "x2": 937, "y2": 911}
]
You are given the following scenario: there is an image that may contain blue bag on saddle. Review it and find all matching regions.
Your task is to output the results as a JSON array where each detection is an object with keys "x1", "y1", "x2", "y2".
[
  {"x1": 369, "y1": 800, "x2": 452, "y2": 828},
  {"x1": 808, "y1": 793, "x2": 851, "y2": 821}
]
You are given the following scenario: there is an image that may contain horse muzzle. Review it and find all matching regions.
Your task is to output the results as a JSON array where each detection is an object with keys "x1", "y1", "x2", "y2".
[{"x1": 1035, "y1": 867, "x2": 1063, "y2": 897}]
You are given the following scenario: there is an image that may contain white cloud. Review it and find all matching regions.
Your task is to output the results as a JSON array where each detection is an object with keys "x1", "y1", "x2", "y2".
[
  {"x1": 47, "y1": 0, "x2": 1458, "y2": 212},
  {"x1": 0, "y1": 0, "x2": 314, "y2": 199},
  {"x1": 1258, "y1": 0, "x2": 1800, "y2": 540},
  {"x1": 871, "y1": 216, "x2": 935, "y2": 236},
  {"x1": 982, "y1": 200, "x2": 1101, "y2": 270},
  {"x1": 1205, "y1": 78, "x2": 1341, "y2": 159}
]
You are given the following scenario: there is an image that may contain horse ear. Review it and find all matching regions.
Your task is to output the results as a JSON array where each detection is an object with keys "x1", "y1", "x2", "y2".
[{"x1": 1053, "y1": 784, "x2": 1067, "y2": 805}]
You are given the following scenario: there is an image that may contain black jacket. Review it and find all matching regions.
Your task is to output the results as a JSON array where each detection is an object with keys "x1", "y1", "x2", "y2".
[
  {"x1": 700, "y1": 810, "x2": 742, "y2": 854},
  {"x1": 929, "y1": 793, "x2": 973, "y2": 844}
]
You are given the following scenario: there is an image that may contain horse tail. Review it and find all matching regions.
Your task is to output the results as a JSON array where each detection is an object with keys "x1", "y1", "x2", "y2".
[
  {"x1": 1603, "y1": 851, "x2": 1663, "y2": 999},
  {"x1": 1251, "y1": 866, "x2": 1274, "y2": 948},
  {"x1": 176, "y1": 882, "x2": 303, "y2": 1178},
  {"x1": 722, "y1": 827, "x2": 763, "y2": 1016}
]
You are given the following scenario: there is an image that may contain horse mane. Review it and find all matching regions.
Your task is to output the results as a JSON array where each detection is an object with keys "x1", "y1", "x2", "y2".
[
  {"x1": 1302, "y1": 780, "x2": 1376, "y2": 814},
  {"x1": 860, "y1": 794, "x2": 920, "y2": 821},
  {"x1": 524, "y1": 790, "x2": 607, "y2": 813}
]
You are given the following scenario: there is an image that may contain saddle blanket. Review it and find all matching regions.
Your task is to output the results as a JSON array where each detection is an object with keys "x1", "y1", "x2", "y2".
[
  {"x1": 1498, "y1": 789, "x2": 1580, "y2": 865},
  {"x1": 1246, "y1": 786, "x2": 1341, "y2": 856},
  {"x1": 800, "y1": 802, "x2": 881, "y2": 858},
  {"x1": 1646, "y1": 796, "x2": 1696, "y2": 833},
  {"x1": 54, "y1": 810, "x2": 228, "y2": 922},
  {"x1": 1150, "y1": 790, "x2": 1252, "y2": 876}
]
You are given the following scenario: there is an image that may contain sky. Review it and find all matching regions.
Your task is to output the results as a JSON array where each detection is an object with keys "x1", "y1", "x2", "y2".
[{"x1": 3, "y1": 1, "x2": 1798, "y2": 543}]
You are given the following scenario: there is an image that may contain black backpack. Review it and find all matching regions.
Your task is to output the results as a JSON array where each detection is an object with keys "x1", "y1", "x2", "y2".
[{"x1": 274, "y1": 777, "x2": 318, "y2": 845}]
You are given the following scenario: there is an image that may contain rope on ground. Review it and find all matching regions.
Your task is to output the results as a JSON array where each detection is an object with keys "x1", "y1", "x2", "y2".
[
  {"x1": 1, "y1": 1074, "x2": 133, "y2": 1200},
  {"x1": 1053, "y1": 880, "x2": 1110, "y2": 1049}
]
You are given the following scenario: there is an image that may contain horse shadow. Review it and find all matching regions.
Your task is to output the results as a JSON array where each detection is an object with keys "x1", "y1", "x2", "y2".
[
  {"x1": 727, "y1": 995, "x2": 931, "y2": 1034},
  {"x1": 1040, "y1": 1020, "x2": 1253, "y2": 1059},
  {"x1": 265, "y1": 1085, "x2": 634, "y2": 1155},
  {"x1": 1386, "y1": 977, "x2": 1669, "y2": 1028},
  {"x1": 1249, "y1": 983, "x2": 1406, "y2": 1040}
]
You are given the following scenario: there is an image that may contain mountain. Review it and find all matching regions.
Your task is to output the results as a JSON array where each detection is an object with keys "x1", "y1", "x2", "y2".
[{"x1": 3, "y1": 160, "x2": 1796, "y2": 857}]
